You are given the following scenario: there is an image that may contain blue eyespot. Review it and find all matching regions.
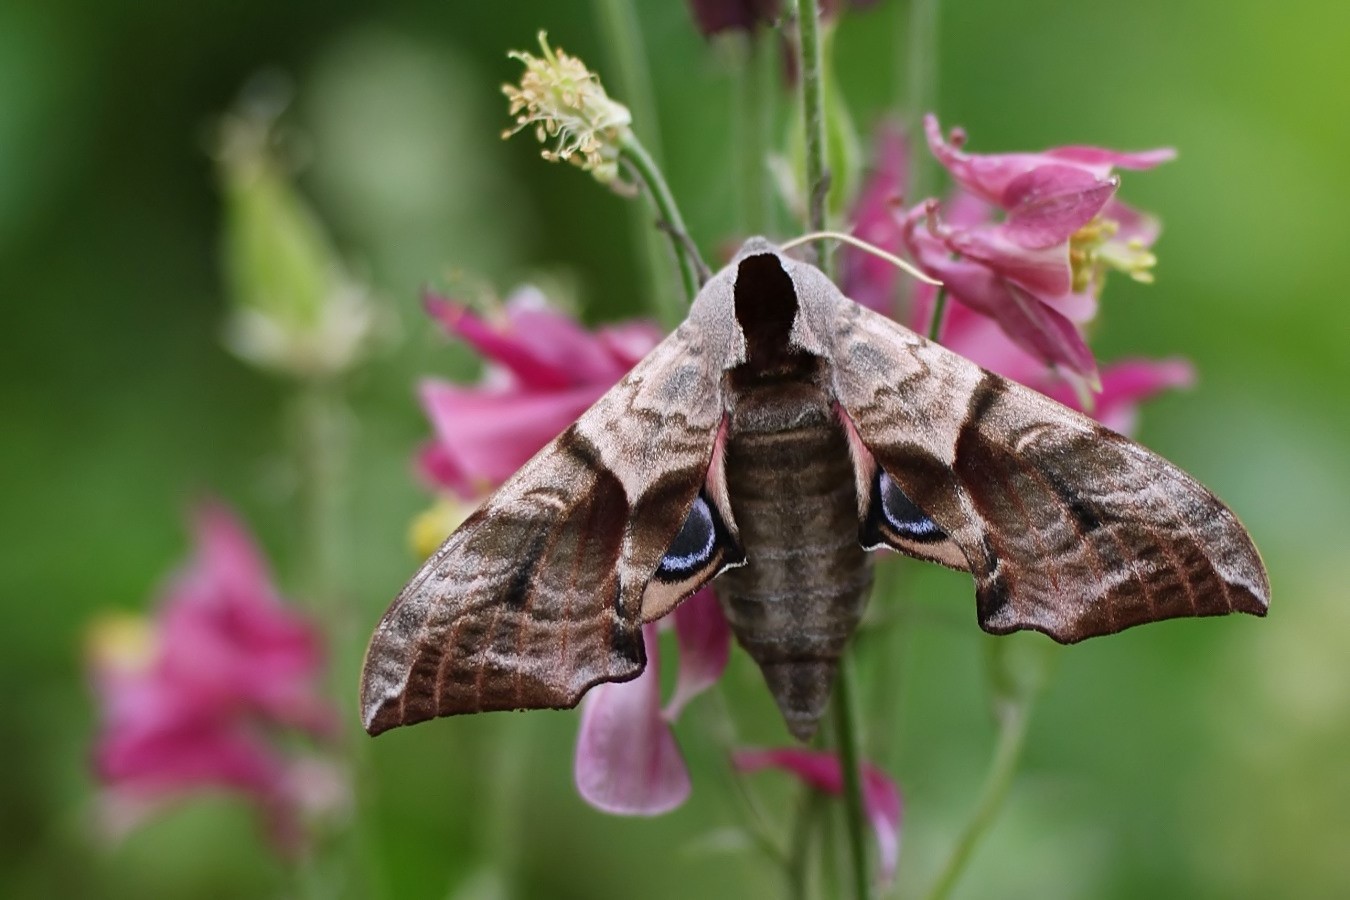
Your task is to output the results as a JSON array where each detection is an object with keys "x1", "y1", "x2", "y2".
[
  {"x1": 878, "y1": 471, "x2": 945, "y2": 543},
  {"x1": 657, "y1": 494, "x2": 718, "y2": 579}
]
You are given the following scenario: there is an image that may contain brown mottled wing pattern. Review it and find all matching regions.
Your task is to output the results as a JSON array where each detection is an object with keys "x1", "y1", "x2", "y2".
[
  {"x1": 827, "y1": 300, "x2": 1269, "y2": 643},
  {"x1": 360, "y1": 327, "x2": 724, "y2": 735}
]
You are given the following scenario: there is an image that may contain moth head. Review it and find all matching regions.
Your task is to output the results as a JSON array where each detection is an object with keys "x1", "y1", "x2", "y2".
[{"x1": 688, "y1": 237, "x2": 841, "y2": 376}]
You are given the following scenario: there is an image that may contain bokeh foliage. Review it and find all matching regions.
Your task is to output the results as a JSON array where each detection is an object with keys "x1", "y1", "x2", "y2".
[{"x1": 2, "y1": 0, "x2": 1347, "y2": 897}]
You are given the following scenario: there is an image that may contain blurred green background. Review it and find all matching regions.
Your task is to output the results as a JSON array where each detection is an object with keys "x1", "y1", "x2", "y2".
[{"x1": 3, "y1": 0, "x2": 1347, "y2": 897}]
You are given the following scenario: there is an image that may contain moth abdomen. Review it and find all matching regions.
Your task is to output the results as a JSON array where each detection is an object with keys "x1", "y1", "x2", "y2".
[{"x1": 717, "y1": 380, "x2": 873, "y2": 740}]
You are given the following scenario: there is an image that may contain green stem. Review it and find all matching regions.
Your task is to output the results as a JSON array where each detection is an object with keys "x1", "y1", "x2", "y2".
[
  {"x1": 797, "y1": 0, "x2": 832, "y2": 275},
  {"x1": 294, "y1": 381, "x2": 346, "y2": 609},
  {"x1": 795, "y1": 1, "x2": 870, "y2": 895},
  {"x1": 923, "y1": 697, "x2": 1033, "y2": 900},
  {"x1": 831, "y1": 661, "x2": 873, "y2": 900},
  {"x1": 592, "y1": 0, "x2": 679, "y2": 319},
  {"x1": 904, "y1": 0, "x2": 941, "y2": 202},
  {"x1": 704, "y1": 686, "x2": 791, "y2": 867},
  {"x1": 733, "y1": 34, "x2": 776, "y2": 235},
  {"x1": 292, "y1": 381, "x2": 393, "y2": 900},
  {"x1": 786, "y1": 787, "x2": 827, "y2": 900},
  {"x1": 925, "y1": 286, "x2": 948, "y2": 342},
  {"x1": 618, "y1": 135, "x2": 706, "y2": 318}
]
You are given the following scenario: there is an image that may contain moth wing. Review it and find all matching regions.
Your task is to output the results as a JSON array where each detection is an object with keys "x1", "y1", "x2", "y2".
[
  {"x1": 829, "y1": 302, "x2": 1269, "y2": 643},
  {"x1": 360, "y1": 329, "x2": 725, "y2": 735}
]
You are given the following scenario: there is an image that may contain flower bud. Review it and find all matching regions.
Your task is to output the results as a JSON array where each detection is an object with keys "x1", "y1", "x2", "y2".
[{"x1": 214, "y1": 80, "x2": 376, "y2": 379}]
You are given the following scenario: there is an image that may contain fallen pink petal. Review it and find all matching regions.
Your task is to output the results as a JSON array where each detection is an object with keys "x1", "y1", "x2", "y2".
[
  {"x1": 734, "y1": 748, "x2": 903, "y2": 884},
  {"x1": 575, "y1": 625, "x2": 691, "y2": 816}
]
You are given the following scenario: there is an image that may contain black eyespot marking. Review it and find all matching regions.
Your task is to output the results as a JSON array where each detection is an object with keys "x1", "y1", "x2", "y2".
[
  {"x1": 656, "y1": 494, "x2": 718, "y2": 580},
  {"x1": 877, "y1": 470, "x2": 945, "y2": 543}
]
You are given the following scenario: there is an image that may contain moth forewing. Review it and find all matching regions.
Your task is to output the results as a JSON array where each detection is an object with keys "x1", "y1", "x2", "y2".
[{"x1": 813, "y1": 288, "x2": 1270, "y2": 644}]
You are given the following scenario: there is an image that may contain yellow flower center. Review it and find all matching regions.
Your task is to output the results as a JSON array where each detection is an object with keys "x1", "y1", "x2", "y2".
[
  {"x1": 86, "y1": 613, "x2": 157, "y2": 675},
  {"x1": 408, "y1": 497, "x2": 474, "y2": 560},
  {"x1": 1069, "y1": 215, "x2": 1158, "y2": 293}
]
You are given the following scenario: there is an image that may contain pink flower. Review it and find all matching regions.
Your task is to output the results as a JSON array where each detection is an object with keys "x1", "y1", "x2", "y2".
[
  {"x1": 842, "y1": 117, "x2": 1188, "y2": 419},
  {"x1": 836, "y1": 116, "x2": 1171, "y2": 384},
  {"x1": 734, "y1": 748, "x2": 903, "y2": 885},
  {"x1": 87, "y1": 503, "x2": 342, "y2": 854},
  {"x1": 574, "y1": 588, "x2": 731, "y2": 815},
  {"x1": 418, "y1": 286, "x2": 663, "y2": 497},
  {"x1": 841, "y1": 123, "x2": 909, "y2": 315},
  {"x1": 686, "y1": 0, "x2": 781, "y2": 36}
]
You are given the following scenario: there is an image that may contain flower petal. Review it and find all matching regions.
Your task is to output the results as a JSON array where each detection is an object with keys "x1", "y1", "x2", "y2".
[
  {"x1": 925, "y1": 114, "x2": 1174, "y2": 205},
  {"x1": 1044, "y1": 357, "x2": 1195, "y2": 435},
  {"x1": 842, "y1": 123, "x2": 909, "y2": 313},
  {"x1": 1001, "y1": 165, "x2": 1117, "y2": 249},
  {"x1": 663, "y1": 588, "x2": 732, "y2": 721},
  {"x1": 159, "y1": 504, "x2": 334, "y2": 736},
  {"x1": 418, "y1": 378, "x2": 604, "y2": 496},
  {"x1": 686, "y1": 0, "x2": 782, "y2": 36},
  {"x1": 575, "y1": 626, "x2": 690, "y2": 816},
  {"x1": 191, "y1": 501, "x2": 276, "y2": 608},
  {"x1": 424, "y1": 294, "x2": 573, "y2": 390},
  {"x1": 1101, "y1": 198, "x2": 1161, "y2": 247},
  {"x1": 595, "y1": 321, "x2": 664, "y2": 368},
  {"x1": 1042, "y1": 144, "x2": 1177, "y2": 171},
  {"x1": 733, "y1": 748, "x2": 903, "y2": 884},
  {"x1": 918, "y1": 253, "x2": 1098, "y2": 381},
  {"x1": 941, "y1": 224, "x2": 1075, "y2": 298}
]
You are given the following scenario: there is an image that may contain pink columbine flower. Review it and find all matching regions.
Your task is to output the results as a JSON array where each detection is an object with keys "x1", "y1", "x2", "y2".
[
  {"x1": 415, "y1": 290, "x2": 732, "y2": 815},
  {"x1": 734, "y1": 748, "x2": 903, "y2": 885},
  {"x1": 87, "y1": 503, "x2": 343, "y2": 854},
  {"x1": 904, "y1": 114, "x2": 1175, "y2": 383},
  {"x1": 418, "y1": 286, "x2": 663, "y2": 497}
]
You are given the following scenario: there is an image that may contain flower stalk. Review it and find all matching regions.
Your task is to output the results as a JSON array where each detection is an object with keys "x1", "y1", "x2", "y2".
[
  {"x1": 794, "y1": 1, "x2": 870, "y2": 895},
  {"x1": 925, "y1": 286, "x2": 948, "y2": 342},
  {"x1": 831, "y1": 657, "x2": 873, "y2": 900},
  {"x1": 923, "y1": 690, "x2": 1032, "y2": 900},
  {"x1": 618, "y1": 135, "x2": 707, "y2": 318},
  {"x1": 797, "y1": 0, "x2": 833, "y2": 274}
]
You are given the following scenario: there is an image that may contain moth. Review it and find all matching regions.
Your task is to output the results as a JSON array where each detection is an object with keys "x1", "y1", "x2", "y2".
[{"x1": 361, "y1": 238, "x2": 1268, "y2": 741}]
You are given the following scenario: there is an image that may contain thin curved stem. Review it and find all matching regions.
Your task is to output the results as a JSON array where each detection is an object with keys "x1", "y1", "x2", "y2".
[
  {"x1": 779, "y1": 230, "x2": 940, "y2": 285},
  {"x1": 923, "y1": 699, "x2": 1032, "y2": 900},
  {"x1": 619, "y1": 136, "x2": 706, "y2": 317}
]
